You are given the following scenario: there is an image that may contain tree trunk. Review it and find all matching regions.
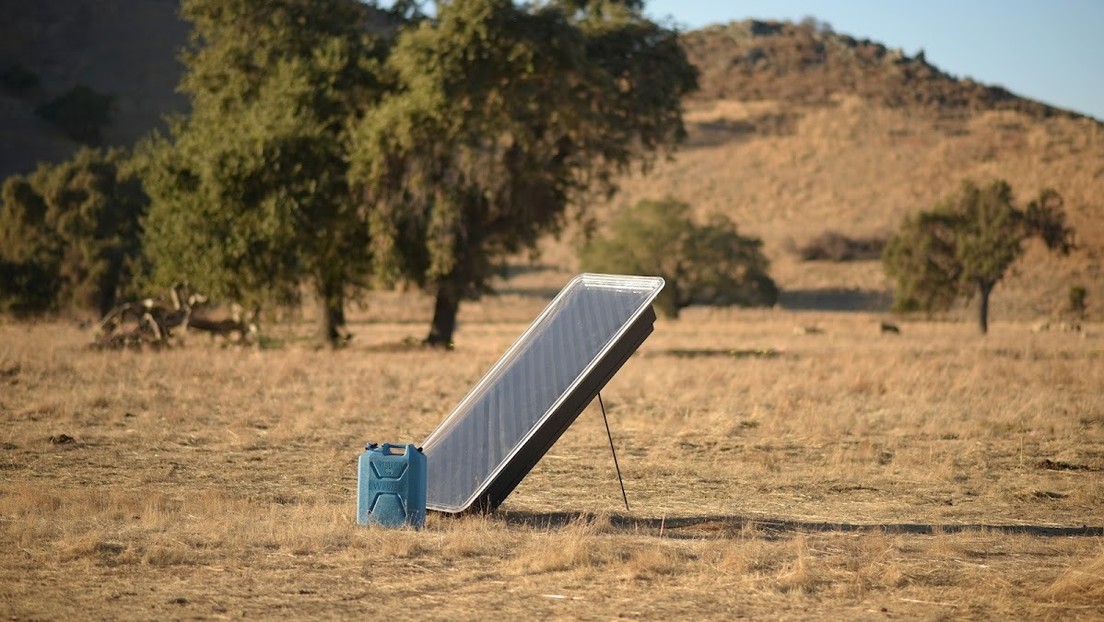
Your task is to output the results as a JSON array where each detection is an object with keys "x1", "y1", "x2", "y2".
[
  {"x1": 95, "y1": 271, "x2": 117, "y2": 320},
  {"x1": 319, "y1": 278, "x2": 347, "y2": 348},
  {"x1": 977, "y1": 280, "x2": 993, "y2": 335},
  {"x1": 666, "y1": 280, "x2": 682, "y2": 320},
  {"x1": 426, "y1": 280, "x2": 461, "y2": 348}
]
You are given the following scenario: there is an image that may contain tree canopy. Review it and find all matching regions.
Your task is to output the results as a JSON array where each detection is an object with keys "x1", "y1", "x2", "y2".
[
  {"x1": 580, "y1": 198, "x2": 777, "y2": 318},
  {"x1": 0, "y1": 147, "x2": 146, "y2": 317},
  {"x1": 883, "y1": 179, "x2": 1075, "y2": 334},
  {"x1": 348, "y1": 0, "x2": 697, "y2": 346},
  {"x1": 140, "y1": 0, "x2": 400, "y2": 346},
  {"x1": 94, "y1": 0, "x2": 696, "y2": 347}
]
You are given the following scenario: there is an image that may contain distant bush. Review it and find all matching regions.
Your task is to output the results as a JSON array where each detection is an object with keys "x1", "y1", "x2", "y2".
[
  {"x1": 0, "y1": 147, "x2": 147, "y2": 318},
  {"x1": 0, "y1": 260, "x2": 58, "y2": 316},
  {"x1": 580, "y1": 198, "x2": 777, "y2": 319},
  {"x1": 1068, "y1": 285, "x2": 1087, "y2": 320},
  {"x1": 0, "y1": 63, "x2": 40, "y2": 92},
  {"x1": 795, "y1": 230, "x2": 887, "y2": 261},
  {"x1": 35, "y1": 85, "x2": 114, "y2": 145},
  {"x1": 798, "y1": 16, "x2": 833, "y2": 35}
]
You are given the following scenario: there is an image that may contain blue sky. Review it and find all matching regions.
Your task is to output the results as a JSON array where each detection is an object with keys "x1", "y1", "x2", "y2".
[{"x1": 645, "y1": 0, "x2": 1104, "y2": 120}]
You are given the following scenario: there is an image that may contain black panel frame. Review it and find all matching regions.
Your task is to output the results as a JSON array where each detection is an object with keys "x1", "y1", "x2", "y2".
[
  {"x1": 421, "y1": 274, "x2": 663, "y2": 514},
  {"x1": 464, "y1": 306, "x2": 656, "y2": 513}
]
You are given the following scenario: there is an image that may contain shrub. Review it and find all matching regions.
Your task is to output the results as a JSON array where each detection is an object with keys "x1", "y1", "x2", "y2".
[
  {"x1": 580, "y1": 198, "x2": 777, "y2": 318},
  {"x1": 795, "y1": 230, "x2": 887, "y2": 261},
  {"x1": 0, "y1": 63, "x2": 40, "y2": 92},
  {"x1": 0, "y1": 148, "x2": 147, "y2": 318},
  {"x1": 1068, "y1": 285, "x2": 1087, "y2": 320},
  {"x1": 0, "y1": 260, "x2": 58, "y2": 316}
]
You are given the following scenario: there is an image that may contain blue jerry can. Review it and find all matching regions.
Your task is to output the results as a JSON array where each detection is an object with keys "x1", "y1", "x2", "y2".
[{"x1": 357, "y1": 443, "x2": 427, "y2": 529}]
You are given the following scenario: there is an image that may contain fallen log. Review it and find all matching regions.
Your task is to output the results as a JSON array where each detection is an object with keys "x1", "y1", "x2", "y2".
[{"x1": 93, "y1": 284, "x2": 255, "y2": 349}]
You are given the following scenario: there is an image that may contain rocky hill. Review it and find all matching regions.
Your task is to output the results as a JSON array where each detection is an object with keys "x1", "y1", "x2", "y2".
[
  {"x1": 0, "y1": 0, "x2": 189, "y2": 178},
  {"x1": 681, "y1": 20, "x2": 1086, "y2": 120}
]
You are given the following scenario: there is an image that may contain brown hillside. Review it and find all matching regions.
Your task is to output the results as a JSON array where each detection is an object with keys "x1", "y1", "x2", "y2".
[
  {"x1": 681, "y1": 20, "x2": 1086, "y2": 121},
  {"x1": 539, "y1": 20, "x2": 1104, "y2": 323},
  {"x1": 585, "y1": 96, "x2": 1104, "y2": 322},
  {"x1": 0, "y1": 0, "x2": 189, "y2": 178}
]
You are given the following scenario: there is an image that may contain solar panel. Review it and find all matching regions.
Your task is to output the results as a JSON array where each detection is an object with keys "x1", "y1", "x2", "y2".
[{"x1": 421, "y1": 273, "x2": 665, "y2": 513}]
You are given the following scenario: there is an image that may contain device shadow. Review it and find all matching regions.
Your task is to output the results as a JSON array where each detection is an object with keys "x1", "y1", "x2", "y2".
[
  {"x1": 777, "y1": 288, "x2": 893, "y2": 312},
  {"x1": 498, "y1": 510, "x2": 1104, "y2": 539}
]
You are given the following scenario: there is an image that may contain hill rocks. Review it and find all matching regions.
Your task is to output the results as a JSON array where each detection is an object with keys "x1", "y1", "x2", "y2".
[
  {"x1": 681, "y1": 19, "x2": 1083, "y2": 120},
  {"x1": 0, "y1": 0, "x2": 188, "y2": 178}
]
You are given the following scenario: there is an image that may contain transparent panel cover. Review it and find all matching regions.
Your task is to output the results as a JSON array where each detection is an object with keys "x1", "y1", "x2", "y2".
[{"x1": 422, "y1": 273, "x2": 664, "y2": 512}]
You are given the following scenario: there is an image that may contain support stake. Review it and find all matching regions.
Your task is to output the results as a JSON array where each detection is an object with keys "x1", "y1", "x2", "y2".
[{"x1": 598, "y1": 392, "x2": 630, "y2": 512}]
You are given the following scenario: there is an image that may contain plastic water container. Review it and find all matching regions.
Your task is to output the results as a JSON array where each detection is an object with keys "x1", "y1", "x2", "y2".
[{"x1": 356, "y1": 443, "x2": 427, "y2": 529}]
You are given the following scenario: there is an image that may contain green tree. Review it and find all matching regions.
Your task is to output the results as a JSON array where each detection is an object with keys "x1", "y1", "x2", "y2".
[
  {"x1": 0, "y1": 260, "x2": 58, "y2": 316},
  {"x1": 140, "y1": 0, "x2": 401, "y2": 346},
  {"x1": 349, "y1": 0, "x2": 697, "y2": 346},
  {"x1": 580, "y1": 198, "x2": 777, "y2": 318},
  {"x1": 883, "y1": 179, "x2": 1074, "y2": 334},
  {"x1": 0, "y1": 147, "x2": 147, "y2": 317}
]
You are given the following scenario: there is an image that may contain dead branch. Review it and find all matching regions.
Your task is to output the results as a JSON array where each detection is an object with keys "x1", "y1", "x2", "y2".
[{"x1": 92, "y1": 284, "x2": 255, "y2": 349}]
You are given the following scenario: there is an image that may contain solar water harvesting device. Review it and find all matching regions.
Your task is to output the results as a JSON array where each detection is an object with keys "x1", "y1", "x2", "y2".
[{"x1": 421, "y1": 273, "x2": 665, "y2": 514}]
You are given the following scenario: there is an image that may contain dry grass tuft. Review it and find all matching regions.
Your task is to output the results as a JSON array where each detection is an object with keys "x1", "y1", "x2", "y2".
[
  {"x1": 714, "y1": 535, "x2": 780, "y2": 576},
  {"x1": 1038, "y1": 549, "x2": 1104, "y2": 604},
  {"x1": 774, "y1": 534, "x2": 819, "y2": 593},
  {"x1": 510, "y1": 514, "x2": 618, "y2": 574},
  {"x1": 436, "y1": 514, "x2": 513, "y2": 559},
  {"x1": 620, "y1": 542, "x2": 698, "y2": 581}
]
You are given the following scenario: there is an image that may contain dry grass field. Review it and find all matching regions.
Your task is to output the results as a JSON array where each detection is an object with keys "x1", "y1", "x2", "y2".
[
  {"x1": 4, "y1": 13, "x2": 1102, "y2": 619},
  {"x1": 2, "y1": 290, "x2": 1103, "y2": 620}
]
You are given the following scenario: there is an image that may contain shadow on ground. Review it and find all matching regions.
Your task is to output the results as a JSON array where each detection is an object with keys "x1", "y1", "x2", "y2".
[
  {"x1": 492, "y1": 282, "x2": 894, "y2": 312},
  {"x1": 498, "y1": 510, "x2": 1104, "y2": 540},
  {"x1": 778, "y1": 288, "x2": 893, "y2": 312},
  {"x1": 641, "y1": 348, "x2": 785, "y2": 359}
]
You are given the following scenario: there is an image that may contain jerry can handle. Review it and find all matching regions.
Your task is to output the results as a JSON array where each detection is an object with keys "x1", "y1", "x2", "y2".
[
  {"x1": 365, "y1": 442, "x2": 422, "y2": 455},
  {"x1": 380, "y1": 442, "x2": 406, "y2": 455}
]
